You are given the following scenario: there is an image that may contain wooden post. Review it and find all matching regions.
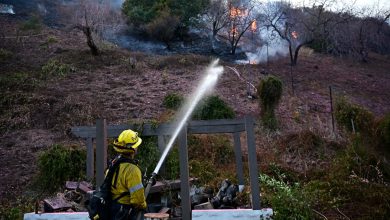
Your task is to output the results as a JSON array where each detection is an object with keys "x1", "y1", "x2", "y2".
[
  {"x1": 233, "y1": 132, "x2": 245, "y2": 186},
  {"x1": 329, "y1": 86, "x2": 335, "y2": 132},
  {"x1": 86, "y1": 137, "x2": 94, "y2": 180},
  {"x1": 245, "y1": 115, "x2": 261, "y2": 209},
  {"x1": 158, "y1": 135, "x2": 167, "y2": 176},
  {"x1": 178, "y1": 126, "x2": 191, "y2": 220},
  {"x1": 96, "y1": 119, "x2": 108, "y2": 187},
  {"x1": 290, "y1": 64, "x2": 294, "y2": 95}
]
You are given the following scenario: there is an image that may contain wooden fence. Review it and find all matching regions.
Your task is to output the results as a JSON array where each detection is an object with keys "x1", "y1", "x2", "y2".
[{"x1": 71, "y1": 115, "x2": 260, "y2": 219}]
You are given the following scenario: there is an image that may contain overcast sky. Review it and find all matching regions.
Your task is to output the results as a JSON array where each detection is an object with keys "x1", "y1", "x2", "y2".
[{"x1": 261, "y1": 0, "x2": 390, "y2": 12}]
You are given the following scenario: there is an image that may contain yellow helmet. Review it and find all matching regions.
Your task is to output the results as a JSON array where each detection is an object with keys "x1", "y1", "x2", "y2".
[{"x1": 113, "y1": 129, "x2": 142, "y2": 154}]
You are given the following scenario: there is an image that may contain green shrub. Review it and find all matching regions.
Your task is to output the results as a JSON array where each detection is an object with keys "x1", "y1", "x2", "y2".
[
  {"x1": 163, "y1": 93, "x2": 184, "y2": 110},
  {"x1": 259, "y1": 173, "x2": 313, "y2": 220},
  {"x1": 257, "y1": 76, "x2": 283, "y2": 130},
  {"x1": 189, "y1": 160, "x2": 217, "y2": 184},
  {"x1": 303, "y1": 137, "x2": 390, "y2": 219},
  {"x1": 36, "y1": 145, "x2": 86, "y2": 192},
  {"x1": 136, "y1": 136, "x2": 160, "y2": 176},
  {"x1": 192, "y1": 95, "x2": 235, "y2": 120},
  {"x1": 0, "y1": 48, "x2": 13, "y2": 61},
  {"x1": 40, "y1": 59, "x2": 73, "y2": 80},
  {"x1": 0, "y1": 72, "x2": 39, "y2": 92},
  {"x1": 40, "y1": 36, "x2": 58, "y2": 49},
  {"x1": 164, "y1": 146, "x2": 180, "y2": 179},
  {"x1": 20, "y1": 15, "x2": 41, "y2": 31},
  {"x1": 376, "y1": 113, "x2": 390, "y2": 149},
  {"x1": 335, "y1": 96, "x2": 374, "y2": 134}
]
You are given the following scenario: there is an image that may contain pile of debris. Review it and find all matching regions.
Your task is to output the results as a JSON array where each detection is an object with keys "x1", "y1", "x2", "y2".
[
  {"x1": 40, "y1": 181, "x2": 92, "y2": 213},
  {"x1": 37, "y1": 178, "x2": 246, "y2": 218}
]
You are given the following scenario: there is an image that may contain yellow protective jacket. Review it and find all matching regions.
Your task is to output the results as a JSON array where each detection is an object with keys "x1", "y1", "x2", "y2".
[{"x1": 110, "y1": 162, "x2": 147, "y2": 209}]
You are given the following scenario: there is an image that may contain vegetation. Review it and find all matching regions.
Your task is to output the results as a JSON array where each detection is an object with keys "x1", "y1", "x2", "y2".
[
  {"x1": 40, "y1": 59, "x2": 73, "y2": 80},
  {"x1": 0, "y1": 48, "x2": 13, "y2": 61},
  {"x1": 19, "y1": 15, "x2": 41, "y2": 32},
  {"x1": 192, "y1": 95, "x2": 235, "y2": 120},
  {"x1": 145, "y1": 9, "x2": 180, "y2": 49},
  {"x1": 257, "y1": 76, "x2": 283, "y2": 130},
  {"x1": 335, "y1": 96, "x2": 374, "y2": 134},
  {"x1": 122, "y1": 0, "x2": 209, "y2": 28},
  {"x1": 376, "y1": 113, "x2": 390, "y2": 151},
  {"x1": 163, "y1": 92, "x2": 184, "y2": 110},
  {"x1": 36, "y1": 145, "x2": 86, "y2": 192}
]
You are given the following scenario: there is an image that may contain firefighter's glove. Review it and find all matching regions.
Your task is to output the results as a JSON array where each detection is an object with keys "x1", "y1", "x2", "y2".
[{"x1": 148, "y1": 175, "x2": 157, "y2": 186}]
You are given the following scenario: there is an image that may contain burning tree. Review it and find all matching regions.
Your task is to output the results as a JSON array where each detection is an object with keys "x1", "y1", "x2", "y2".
[
  {"x1": 261, "y1": 0, "x2": 355, "y2": 65},
  {"x1": 226, "y1": 0, "x2": 259, "y2": 55}
]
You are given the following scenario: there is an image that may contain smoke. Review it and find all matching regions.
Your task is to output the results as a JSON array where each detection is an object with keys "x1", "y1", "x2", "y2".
[
  {"x1": 110, "y1": 0, "x2": 125, "y2": 9},
  {"x1": 245, "y1": 28, "x2": 289, "y2": 64},
  {"x1": 238, "y1": 1, "x2": 290, "y2": 64}
]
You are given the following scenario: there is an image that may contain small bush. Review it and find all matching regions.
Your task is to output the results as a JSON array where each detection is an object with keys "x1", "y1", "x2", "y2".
[
  {"x1": 0, "y1": 48, "x2": 13, "y2": 61},
  {"x1": 164, "y1": 146, "x2": 180, "y2": 179},
  {"x1": 257, "y1": 76, "x2": 283, "y2": 130},
  {"x1": 40, "y1": 59, "x2": 73, "y2": 80},
  {"x1": 145, "y1": 8, "x2": 179, "y2": 49},
  {"x1": 135, "y1": 136, "x2": 160, "y2": 176},
  {"x1": 20, "y1": 15, "x2": 41, "y2": 32},
  {"x1": 376, "y1": 113, "x2": 390, "y2": 149},
  {"x1": 335, "y1": 96, "x2": 374, "y2": 134},
  {"x1": 163, "y1": 93, "x2": 184, "y2": 110},
  {"x1": 192, "y1": 95, "x2": 235, "y2": 120},
  {"x1": 40, "y1": 36, "x2": 58, "y2": 49},
  {"x1": 0, "y1": 72, "x2": 40, "y2": 92},
  {"x1": 36, "y1": 145, "x2": 86, "y2": 192},
  {"x1": 259, "y1": 173, "x2": 313, "y2": 220}
]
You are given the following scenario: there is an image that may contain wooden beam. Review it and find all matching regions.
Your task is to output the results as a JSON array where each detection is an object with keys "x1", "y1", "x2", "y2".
[
  {"x1": 85, "y1": 137, "x2": 94, "y2": 180},
  {"x1": 178, "y1": 125, "x2": 191, "y2": 220},
  {"x1": 245, "y1": 116, "x2": 260, "y2": 209},
  {"x1": 96, "y1": 119, "x2": 108, "y2": 187},
  {"x1": 233, "y1": 132, "x2": 245, "y2": 186}
]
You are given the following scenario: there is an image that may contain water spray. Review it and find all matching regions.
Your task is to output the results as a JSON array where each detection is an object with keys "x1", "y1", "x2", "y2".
[{"x1": 137, "y1": 59, "x2": 224, "y2": 219}]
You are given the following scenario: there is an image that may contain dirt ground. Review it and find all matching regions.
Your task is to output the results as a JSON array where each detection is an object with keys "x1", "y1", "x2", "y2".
[{"x1": 1, "y1": 13, "x2": 389, "y2": 211}]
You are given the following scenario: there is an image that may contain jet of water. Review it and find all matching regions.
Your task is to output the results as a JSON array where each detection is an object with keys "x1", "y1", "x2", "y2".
[{"x1": 153, "y1": 59, "x2": 224, "y2": 174}]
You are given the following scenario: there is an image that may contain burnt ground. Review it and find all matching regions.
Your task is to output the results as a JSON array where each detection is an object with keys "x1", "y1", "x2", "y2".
[{"x1": 0, "y1": 12, "x2": 390, "y2": 217}]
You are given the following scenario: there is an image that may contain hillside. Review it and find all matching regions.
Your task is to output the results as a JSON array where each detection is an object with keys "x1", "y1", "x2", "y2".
[{"x1": 1, "y1": 11, "x2": 390, "y2": 220}]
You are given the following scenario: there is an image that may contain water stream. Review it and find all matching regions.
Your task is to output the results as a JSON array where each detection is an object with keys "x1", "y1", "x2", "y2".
[{"x1": 153, "y1": 59, "x2": 224, "y2": 175}]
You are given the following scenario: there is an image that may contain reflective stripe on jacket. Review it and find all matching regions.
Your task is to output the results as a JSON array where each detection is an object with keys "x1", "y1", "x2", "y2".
[{"x1": 111, "y1": 162, "x2": 147, "y2": 209}]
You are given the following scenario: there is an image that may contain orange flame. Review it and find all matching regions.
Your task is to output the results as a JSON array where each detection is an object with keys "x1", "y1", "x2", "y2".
[
  {"x1": 230, "y1": 7, "x2": 248, "y2": 18},
  {"x1": 291, "y1": 31, "x2": 298, "y2": 39},
  {"x1": 251, "y1": 20, "x2": 257, "y2": 32},
  {"x1": 231, "y1": 26, "x2": 238, "y2": 35}
]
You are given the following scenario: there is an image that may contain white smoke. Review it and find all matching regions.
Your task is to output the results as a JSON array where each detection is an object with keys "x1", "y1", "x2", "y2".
[{"x1": 245, "y1": 27, "x2": 289, "y2": 64}]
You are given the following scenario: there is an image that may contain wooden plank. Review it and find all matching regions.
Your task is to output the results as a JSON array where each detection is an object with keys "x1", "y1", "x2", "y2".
[
  {"x1": 96, "y1": 119, "x2": 108, "y2": 187},
  {"x1": 178, "y1": 126, "x2": 191, "y2": 220},
  {"x1": 245, "y1": 116, "x2": 260, "y2": 210},
  {"x1": 233, "y1": 132, "x2": 245, "y2": 186},
  {"x1": 188, "y1": 124, "x2": 245, "y2": 134},
  {"x1": 188, "y1": 118, "x2": 245, "y2": 126},
  {"x1": 71, "y1": 119, "x2": 247, "y2": 138},
  {"x1": 86, "y1": 137, "x2": 94, "y2": 180}
]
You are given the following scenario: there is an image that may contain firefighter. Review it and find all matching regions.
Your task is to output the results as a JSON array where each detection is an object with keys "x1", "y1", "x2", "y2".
[{"x1": 110, "y1": 129, "x2": 146, "y2": 220}]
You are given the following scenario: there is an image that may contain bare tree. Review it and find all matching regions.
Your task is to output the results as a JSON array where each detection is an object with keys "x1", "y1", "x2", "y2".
[
  {"x1": 61, "y1": 0, "x2": 124, "y2": 56},
  {"x1": 204, "y1": 0, "x2": 230, "y2": 38}
]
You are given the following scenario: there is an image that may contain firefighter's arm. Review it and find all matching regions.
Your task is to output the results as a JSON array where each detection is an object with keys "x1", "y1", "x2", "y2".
[{"x1": 127, "y1": 166, "x2": 147, "y2": 209}]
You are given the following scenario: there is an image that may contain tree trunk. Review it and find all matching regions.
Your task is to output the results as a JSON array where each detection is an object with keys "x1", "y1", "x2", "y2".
[{"x1": 84, "y1": 26, "x2": 99, "y2": 56}]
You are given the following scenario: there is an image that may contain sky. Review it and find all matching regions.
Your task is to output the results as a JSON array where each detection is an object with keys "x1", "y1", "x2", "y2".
[{"x1": 261, "y1": 0, "x2": 390, "y2": 13}]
